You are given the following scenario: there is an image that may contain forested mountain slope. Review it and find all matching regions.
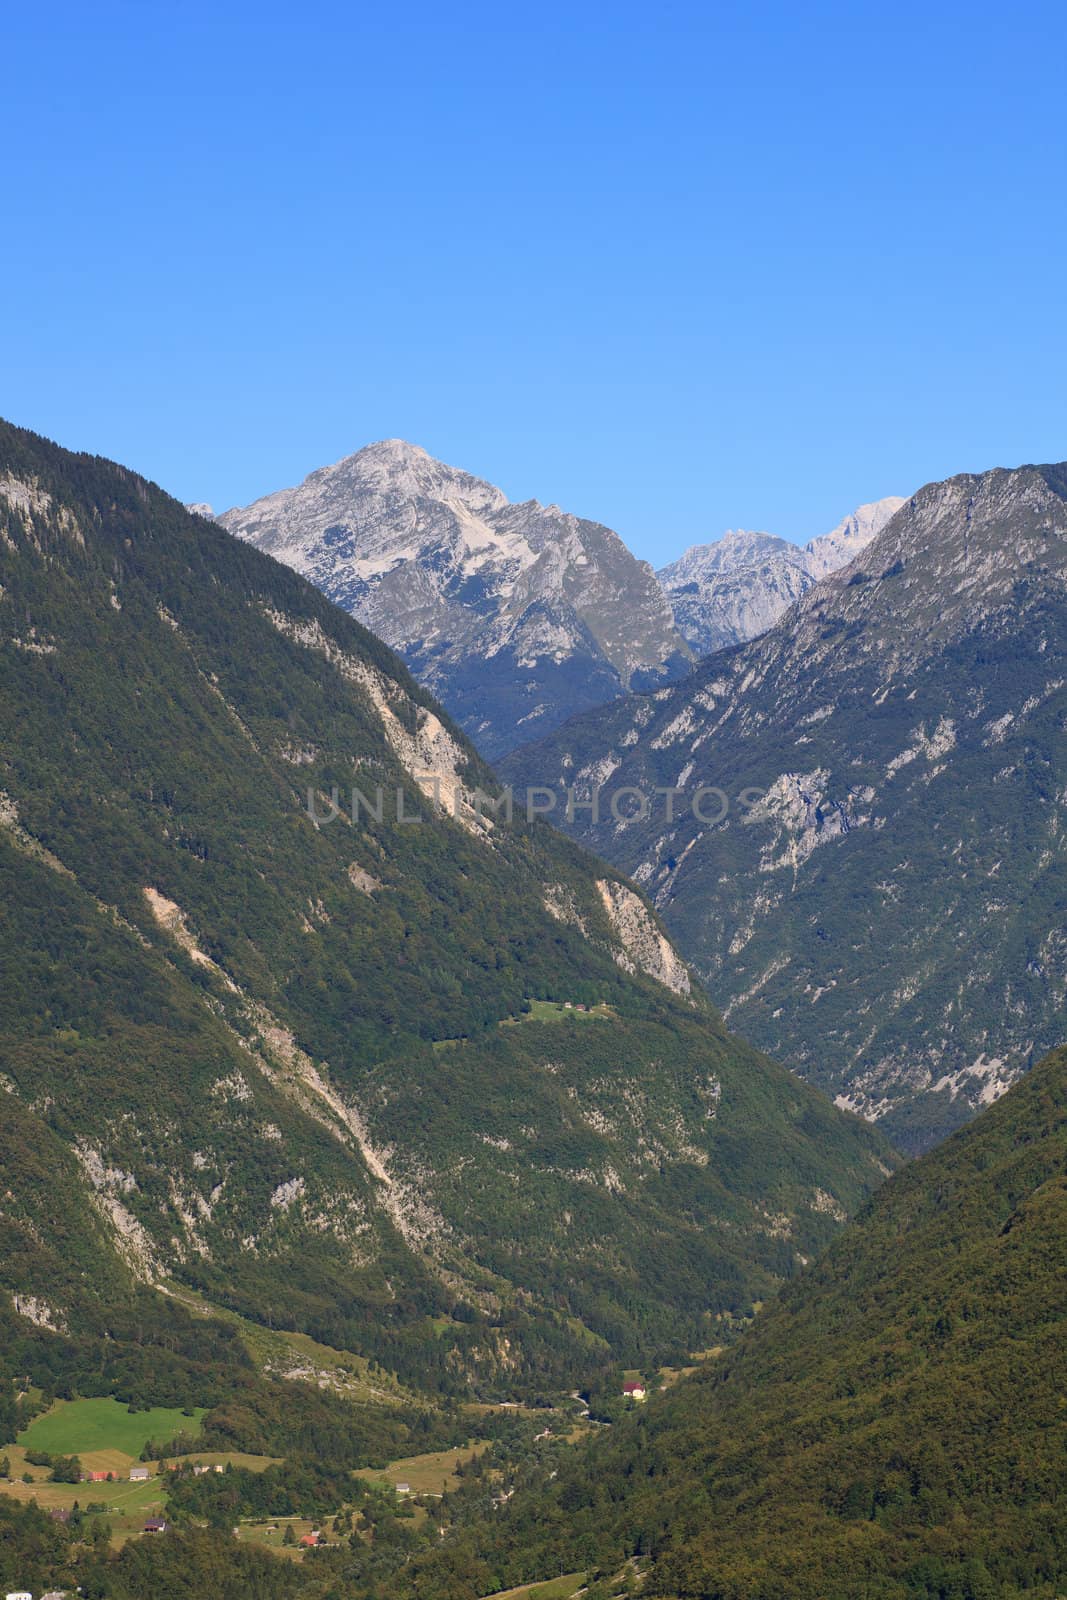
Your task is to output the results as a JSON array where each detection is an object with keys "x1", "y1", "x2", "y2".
[
  {"x1": 0, "y1": 418, "x2": 891, "y2": 1401},
  {"x1": 368, "y1": 1041, "x2": 1067, "y2": 1600},
  {"x1": 504, "y1": 462, "x2": 1067, "y2": 1150}
]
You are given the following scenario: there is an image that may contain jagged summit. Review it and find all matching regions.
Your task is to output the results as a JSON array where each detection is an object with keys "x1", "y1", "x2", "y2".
[
  {"x1": 804, "y1": 494, "x2": 908, "y2": 578},
  {"x1": 662, "y1": 528, "x2": 802, "y2": 582},
  {"x1": 657, "y1": 496, "x2": 906, "y2": 655}
]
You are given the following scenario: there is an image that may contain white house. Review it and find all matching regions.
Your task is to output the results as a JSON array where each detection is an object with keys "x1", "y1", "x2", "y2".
[{"x1": 129, "y1": 1466, "x2": 150, "y2": 1481}]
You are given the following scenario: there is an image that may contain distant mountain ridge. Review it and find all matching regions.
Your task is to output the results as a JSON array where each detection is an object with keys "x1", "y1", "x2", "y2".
[
  {"x1": 218, "y1": 441, "x2": 692, "y2": 759},
  {"x1": 502, "y1": 460, "x2": 1067, "y2": 1151},
  {"x1": 657, "y1": 497, "x2": 906, "y2": 655}
]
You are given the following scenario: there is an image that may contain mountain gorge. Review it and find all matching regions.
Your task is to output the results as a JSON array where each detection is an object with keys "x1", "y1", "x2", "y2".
[
  {"x1": 0, "y1": 419, "x2": 893, "y2": 1410},
  {"x1": 657, "y1": 496, "x2": 906, "y2": 655},
  {"x1": 503, "y1": 461, "x2": 1067, "y2": 1151},
  {"x1": 217, "y1": 441, "x2": 692, "y2": 761},
  {"x1": 382, "y1": 1041, "x2": 1067, "y2": 1600}
]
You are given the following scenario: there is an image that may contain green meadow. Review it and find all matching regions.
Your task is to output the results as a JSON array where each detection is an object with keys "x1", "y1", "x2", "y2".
[{"x1": 17, "y1": 1397, "x2": 205, "y2": 1458}]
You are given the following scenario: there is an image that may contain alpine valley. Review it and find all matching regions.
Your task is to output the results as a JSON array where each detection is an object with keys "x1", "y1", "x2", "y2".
[
  {"x1": 503, "y1": 462, "x2": 1067, "y2": 1152},
  {"x1": 0, "y1": 418, "x2": 904, "y2": 1593},
  {"x1": 2, "y1": 416, "x2": 1065, "y2": 1600}
]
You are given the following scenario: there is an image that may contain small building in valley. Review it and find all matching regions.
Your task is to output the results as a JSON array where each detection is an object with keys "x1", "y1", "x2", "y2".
[
  {"x1": 622, "y1": 1380, "x2": 647, "y2": 1401},
  {"x1": 143, "y1": 1517, "x2": 168, "y2": 1534},
  {"x1": 129, "y1": 1466, "x2": 150, "y2": 1481}
]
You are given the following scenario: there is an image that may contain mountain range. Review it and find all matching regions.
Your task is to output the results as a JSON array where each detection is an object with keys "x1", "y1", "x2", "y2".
[
  {"x1": 215, "y1": 443, "x2": 903, "y2": 760},
  {"x1": 503, "y1": 460, "x2": 1067, "y2": 1151},
  {"x1": 657, "y1": 496, "x2": 906, "y2": 655}
]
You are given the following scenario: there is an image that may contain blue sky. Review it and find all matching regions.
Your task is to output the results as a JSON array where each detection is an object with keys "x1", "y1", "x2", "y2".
[{"x1": 3, "y1": 0, "x2": 1065, "y2": 562}]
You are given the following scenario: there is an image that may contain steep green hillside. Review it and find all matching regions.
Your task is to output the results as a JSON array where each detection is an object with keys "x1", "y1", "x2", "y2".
[
  {"x1": 377, "y1": 1043, "x2": 1067, "y2": 1599},
  {"x1": 503, "y1": 463, "x2": 1067, "y2": 1150},
  {"x1": 0, "y1": 418, "x2": 892, "y2": 1401}
]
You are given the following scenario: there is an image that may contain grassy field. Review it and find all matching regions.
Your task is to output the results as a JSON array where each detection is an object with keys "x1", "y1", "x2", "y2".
[
  {"x1": 369, "y1": 1441, "x2": 490, "y2": 1496},
  {"x1": 503, "y1": 1001, "x2": 613, "y2": 1026},
  {"x1": 0, "y1": 1467, "x2": 169, "y2": 1546},
  {"x1": 1, "y1": 1438, "x2": 279, "y2": 1549},
  {"x1": 236, "y1": 1516, "x2": 332, "y2": 1561},
  {"x1": 235, "y1": 1441, "x2": 497, "y2": 1563},
  {"x1": 16, "y1": 1397, "x2": 205, "y2": 1461}
]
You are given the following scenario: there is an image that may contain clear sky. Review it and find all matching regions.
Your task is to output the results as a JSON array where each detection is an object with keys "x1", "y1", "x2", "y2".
[{"x1": 3, "y1": 0, "x2": 1065, "y2": 562}]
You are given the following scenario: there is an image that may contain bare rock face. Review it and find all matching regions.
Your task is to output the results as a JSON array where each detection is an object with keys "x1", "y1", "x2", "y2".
[
  {"x1": 658, "y1": 499, "x2": 906, "y2": 657},
  {"x1": 802, "y1": 497, "x2": 909, "y2": 579},
  {"x1": 220, "y1": 441, "x2": 691, "y2": 759},
  {"x1": 503, "y1": 463, "x2": 1067, "y2": 1152}
]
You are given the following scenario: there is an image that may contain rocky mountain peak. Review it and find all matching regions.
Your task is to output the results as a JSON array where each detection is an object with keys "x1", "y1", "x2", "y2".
[
  {"x1": 219, "y1": 442, "x2": 690, "y2": 759},
  {"x1": 659, "y1": 529, "x2": 802, "y2": 587},
  {"x1": 803, "y1": 494, "x2": 908, "y2": 578},
  {"x1": 311, "y1": 438, "x2": 509, "y2": 514},
  {"x1": 657, "y1": 496, "x2": 908, "y2": 657}
]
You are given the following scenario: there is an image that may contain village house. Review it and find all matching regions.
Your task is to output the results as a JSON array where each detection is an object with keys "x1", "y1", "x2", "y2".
[
  {"x1": 129, "y1": 1466, "x2": 150, "y2": 1481},
  {"x1": 395, "y1": 1481, "x2": 412, "y2": 1495},
  {"x1": 143, "y1": 1517, "x2": 168, "y2": 1534},
  {"x1": 299, "y1": 1531, "x2": 322, "y2": 1547},
  {"x1": 622, "y1": 1380, "x2": 647, "y2": 1401}
]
